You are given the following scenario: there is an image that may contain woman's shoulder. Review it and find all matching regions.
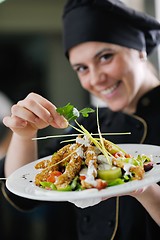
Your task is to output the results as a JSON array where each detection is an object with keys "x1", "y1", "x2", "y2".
[{"x1": 141, "y1": 85, "x2": 160, "y2": 100}]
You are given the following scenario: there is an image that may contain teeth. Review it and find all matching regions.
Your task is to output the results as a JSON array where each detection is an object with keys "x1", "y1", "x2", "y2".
[{"x1": 101, "y1": 82, "x2": 119, "y2": 95}]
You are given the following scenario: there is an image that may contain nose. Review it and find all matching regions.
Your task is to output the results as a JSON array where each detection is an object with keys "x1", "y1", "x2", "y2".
[{"x1": 89, "y1": 68, "x2": 106, "y2": 86}]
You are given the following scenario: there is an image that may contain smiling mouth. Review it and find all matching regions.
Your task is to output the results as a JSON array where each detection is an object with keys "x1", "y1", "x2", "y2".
[{"x1": 101, "y1": 81, "x2": 121, "y2": 96}]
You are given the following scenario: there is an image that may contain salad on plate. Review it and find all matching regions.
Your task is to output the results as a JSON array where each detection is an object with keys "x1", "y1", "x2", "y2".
[{"x1": 33, "y1": 103, "x2": 154, "y2": 192}]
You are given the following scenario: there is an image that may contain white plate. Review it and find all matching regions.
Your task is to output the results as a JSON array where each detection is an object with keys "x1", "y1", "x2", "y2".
[{"x1": 6, "y1": 144, "x2": 160, "y2": 201}]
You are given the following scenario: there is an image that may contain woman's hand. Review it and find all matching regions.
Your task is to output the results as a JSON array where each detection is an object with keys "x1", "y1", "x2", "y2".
[{"x1": 3, "y1": 92, "x2": 68, "y2": 139}]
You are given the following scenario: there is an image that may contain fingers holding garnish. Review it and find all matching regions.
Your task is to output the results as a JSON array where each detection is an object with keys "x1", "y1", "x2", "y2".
[
  {"x1": 2, "y1": 92, "x2": 69, "y2": 139},
  {"x1": 17, "y1": 93, "x2": 68, "y2": 128}
]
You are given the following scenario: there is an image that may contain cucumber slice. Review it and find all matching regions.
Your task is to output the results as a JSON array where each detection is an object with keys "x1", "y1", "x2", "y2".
[{"x1": 97, "y1": 167, "x2": 122, "y2": 182}]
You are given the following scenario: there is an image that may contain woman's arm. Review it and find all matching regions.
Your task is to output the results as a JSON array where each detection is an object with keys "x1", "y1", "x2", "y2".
[{"x1": 4, "y1": 133, "x2": 38, "y2": 177}]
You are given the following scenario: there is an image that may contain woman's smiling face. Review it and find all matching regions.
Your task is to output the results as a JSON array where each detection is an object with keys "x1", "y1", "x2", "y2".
[{"x1": 69, "y1": 41, "x2": 146, "y2": 113}]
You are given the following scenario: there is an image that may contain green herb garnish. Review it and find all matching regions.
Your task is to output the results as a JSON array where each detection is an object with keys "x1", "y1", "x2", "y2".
[{"x1": 56, "y1": 103, "x2": 95, "y2": 122}]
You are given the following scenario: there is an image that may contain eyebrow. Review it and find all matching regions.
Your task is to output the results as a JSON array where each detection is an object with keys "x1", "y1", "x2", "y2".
[
  {"x1": 94, "y1": 47, "x2": 113, "y2": 58},
  {"x1": 71, "y1": 47, "x2": 113, "y2": 68}
]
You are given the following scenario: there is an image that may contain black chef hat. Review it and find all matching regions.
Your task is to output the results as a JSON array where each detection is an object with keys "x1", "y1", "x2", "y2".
[{"x1": 62, "y1": 0, "x2": 160, "y2": 57}]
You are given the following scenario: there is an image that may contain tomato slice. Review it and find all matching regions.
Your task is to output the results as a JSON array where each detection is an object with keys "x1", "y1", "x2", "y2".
[
  {"x1": 79, "y1": 175, "x2": 86, "y2": 181},
  {"x1": 47, "y1": 171, "x2": 62, "y2": 183},
  {"x1": 96, "y1": 179, "x2": 107, "y2": 190}
]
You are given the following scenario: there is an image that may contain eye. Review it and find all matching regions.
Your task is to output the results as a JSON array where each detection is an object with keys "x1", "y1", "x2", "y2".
[
  {"x1": 74, "y1": 65, "x2": 88, "y2": 74},
  {"x1": 100, "y1": 53, "x2": 113, "y2": 63}
]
